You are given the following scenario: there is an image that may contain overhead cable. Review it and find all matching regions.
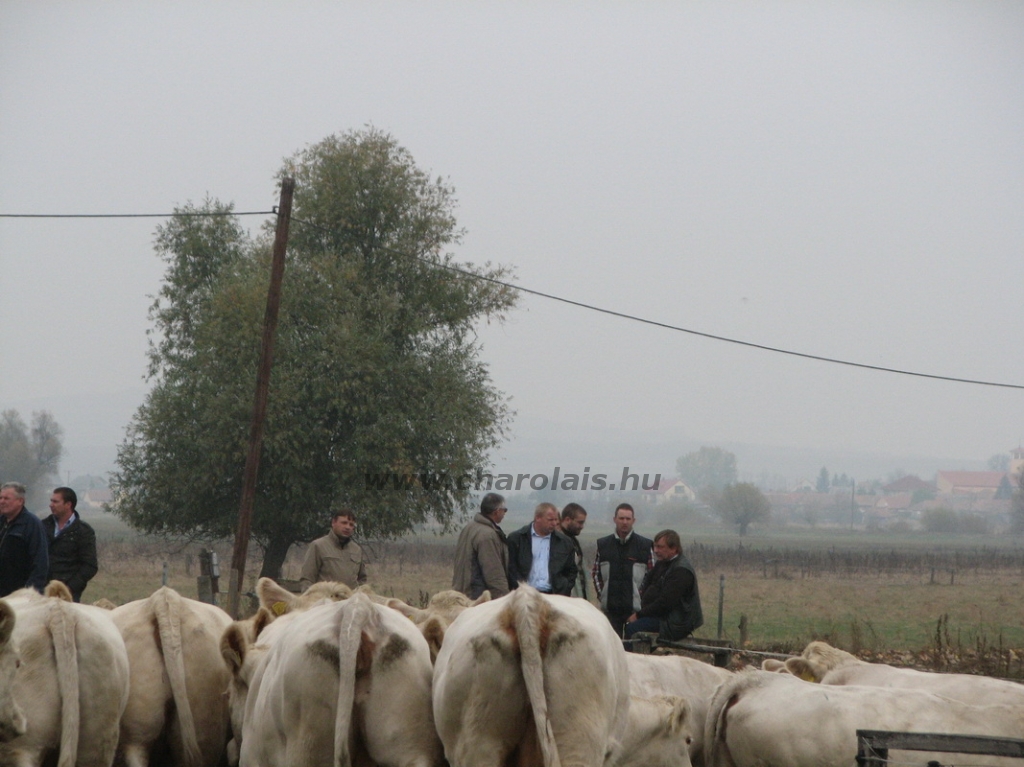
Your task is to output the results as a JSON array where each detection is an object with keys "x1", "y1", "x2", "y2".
[
  {"x1": 0, "y1": 210, "x2": 274, "y2": 219},
  {"x1": 290, "y1": 215, "x2": 1024, "y2": 392},
  {"x1": 4, "y1": 207, "x2": 1020, "y2": 391}
]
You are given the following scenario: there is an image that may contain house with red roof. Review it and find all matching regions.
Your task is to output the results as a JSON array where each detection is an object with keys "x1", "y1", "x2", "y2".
[{"x1": 935, "y1": 471, "x2": 1009, "y2": 499}]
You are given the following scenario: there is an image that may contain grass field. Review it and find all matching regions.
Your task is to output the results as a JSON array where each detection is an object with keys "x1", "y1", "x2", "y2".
[{"x1": 81, "y1": 510, "x2": 1024, "y2": 677}]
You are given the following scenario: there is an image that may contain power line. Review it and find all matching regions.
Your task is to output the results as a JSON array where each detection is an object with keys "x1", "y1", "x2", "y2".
[
  {"x1": 289, "y1": 215, "x2": 1024, "y2": 392},
  {"x1": 0, "y1": 210, "x2": 274, "y2": 219},
  {"x1": 441, "y1": 262, "x2": 1024, "y2": 391},
  {"x1": 5, "y1": 207, "x2": 1021, "y2": 391}
]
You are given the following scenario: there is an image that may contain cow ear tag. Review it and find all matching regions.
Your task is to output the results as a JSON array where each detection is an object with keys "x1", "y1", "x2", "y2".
[
  {"x1": 272, "y1": 601, "x2": 287, "y2": 616},
  {"x1": 799, "y1": 670, "x2": 815, "y2": 682}
]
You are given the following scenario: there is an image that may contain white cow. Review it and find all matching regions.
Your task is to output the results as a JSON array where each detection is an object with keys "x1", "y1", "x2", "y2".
[
  {"x1": 111, "y1": 587, "x2": 233, "y2": 767},
  {"x1": 433, "y1": 585, "x2": 694, "y2": 767},
  {"x1": 219, "y1": 578, "x2": 359, "y2": 765},
  {"x1": 385, "y1": 589, "x2": 491, "y2": 662},
  {"x1": 0, "y1": 600, "x2": 27, "y2": 744},
  {"x1": 626, "y1": 653, "x2": 732, "y2": 767},
  {"x1": 704, "y1": 669, "x2": 1024, "y2": 767},
  {"x1": 222, "y1": 592, "x2": 442, "y2": 767},
  {"x1": 0, "y1": 588, "x2": 130, "y2": 767},
  {"x1": 785, "y1": 640, "x2": 1024, "y2": 707}
]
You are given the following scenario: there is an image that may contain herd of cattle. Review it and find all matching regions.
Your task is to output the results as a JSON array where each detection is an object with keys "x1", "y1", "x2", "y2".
[{"x1": 0, "y1": 578, "x2": 1021, "y2": 767}]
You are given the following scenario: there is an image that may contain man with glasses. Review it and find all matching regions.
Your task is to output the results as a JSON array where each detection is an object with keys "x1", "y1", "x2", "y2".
[{"x1": 452, "y1": 492, "x2": 509, "y2": 599}]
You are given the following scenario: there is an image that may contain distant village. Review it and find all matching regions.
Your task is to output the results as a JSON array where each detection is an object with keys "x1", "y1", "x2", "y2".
[{"x1": 644, "y1": 447, "x2": 1024, "y2": 534}]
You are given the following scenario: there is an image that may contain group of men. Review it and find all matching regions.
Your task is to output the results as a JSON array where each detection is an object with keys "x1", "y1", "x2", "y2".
[
  {"x1": 0, "y1": 481, "x2": 99, "y2": 601},
  {"x1": 451, "y1": 493, "x2": 703, "y2": 641},
  {"x1": 2, "y1": 478, "x2": 701, "y2": 645}
]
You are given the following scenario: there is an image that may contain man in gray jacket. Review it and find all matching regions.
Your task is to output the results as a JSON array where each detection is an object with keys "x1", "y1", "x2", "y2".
[
  {"x1": 452, "y1": 493, "x2": 509, "y2": 599},
  {"x1": 300, "y1": 508, "x2": 368, "y2": 590}
]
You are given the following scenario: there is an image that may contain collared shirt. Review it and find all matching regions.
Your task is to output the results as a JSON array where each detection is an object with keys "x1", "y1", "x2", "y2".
[
  {"x1": 53, "y1": 511, "x2": 78, "y2": 537},
  {"x1": 527, "y1": 524, "x2": 552, "y2": 592}
]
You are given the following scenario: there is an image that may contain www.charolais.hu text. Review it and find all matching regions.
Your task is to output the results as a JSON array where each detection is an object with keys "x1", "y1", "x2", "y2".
[{"x1": 364, "y1": 468, "x2": 662, "y2": 493}]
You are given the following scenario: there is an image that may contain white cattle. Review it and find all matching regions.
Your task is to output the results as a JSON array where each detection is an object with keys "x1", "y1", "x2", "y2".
[
  {"x1": 618, "y1": 696, "x2": 695, "y2": 767},
  {"x1": 0, "y1": 600, "x2": 27, "y2": 744},
  {"x1": 222, "y1": 592, "x2": 442, "y2": 767},
  {"x1": 111, "y1": 587, "x2": 233, "y2": 767},
  {"x1": 626, "y1": 653, "x2": 732, "y2": 767},
  {"x1": 433, "y1": 586, "x2": 630, "y2": 767},
  {"x1": 219, "y1": 578, "x2": 357, "y2": 764},
  {"x1": 0, "y1": 588, "x2": 130, "y2": 767},
  {"x1": 704, "y1": 670, "x2": 1024, "y2": 767},
  {"x1": 386, "y1": 589, "x2": 490, "y2": 662},
  {"x1": 785, "y1": 640, "x2": 1024, "y2": 707},
  {"x1": 257, "y1": 577, "x2": 352, "y2": 616},
  {"x1": 433, "y1": 585, "x2": 694, "y2": 767}
]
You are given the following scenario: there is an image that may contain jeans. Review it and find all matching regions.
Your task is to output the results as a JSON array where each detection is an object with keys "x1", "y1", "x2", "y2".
[{"x1": 624, "y1": 616, "x2": 660, "y2": 638}]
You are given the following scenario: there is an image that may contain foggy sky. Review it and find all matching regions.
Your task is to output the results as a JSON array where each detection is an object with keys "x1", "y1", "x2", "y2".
[{"x1": 2, "y1": 2, "x2": 1022, "y2": 484}]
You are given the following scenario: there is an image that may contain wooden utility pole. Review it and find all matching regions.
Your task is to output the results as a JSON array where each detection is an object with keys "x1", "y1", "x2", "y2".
[{"x1": 226, "y1": 178, "x2": 295, "y2": 618}]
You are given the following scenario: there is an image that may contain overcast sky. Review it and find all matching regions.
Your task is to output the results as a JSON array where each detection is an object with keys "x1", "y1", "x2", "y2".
[{"x1": 2, "y1": 2, "x2": 1022, "y2": 484}]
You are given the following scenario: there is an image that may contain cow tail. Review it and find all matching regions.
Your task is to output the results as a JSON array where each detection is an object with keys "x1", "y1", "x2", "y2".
[
  {"x1": 335, "y1": 593, "x2": 375, "y2": 767},
  {"x1": 49, "y1": 600, "x2": 80, "y2": 767},
  {"x1": 153, "y1": 588, "x2": 204, "y2": 767},
  {"x1": 511, "y1": 587, "x2": 562, "y2": 767},
  {"x1": 704, "y1": 674, "x2": 745, "y2": 767}
]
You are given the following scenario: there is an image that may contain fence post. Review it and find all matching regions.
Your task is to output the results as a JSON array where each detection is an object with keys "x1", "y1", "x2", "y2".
[
  {"x1": 717, "y1": 574, "x2": 725, "y2": 640},
  {"x1": 197, "y1": 549, "x2": 214, "y2": 604}
]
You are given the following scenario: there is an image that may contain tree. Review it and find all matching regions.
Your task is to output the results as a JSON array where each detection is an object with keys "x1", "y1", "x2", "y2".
[
  {"x1": 714, "y1": 482, "x2": 770, "y2": 536},
  {"x1": 987, "y1": 453, "x2": 1010, "y2": 472},
  {"x1": 815, "y1": 467, "x2": 830, "y2": 493},
  {"x1": 112, "y1": 127, "x2": 518, "y2": 578},
  {"x1": 676, "y1": 446, "x2": 737, "y2": 500},
  {"x1": 921, "y1": 507, "x2": 959, "y2": 534},
  {"x1": 0, "y1": 409, "x2": 63, "y2": 506},
  {"x1": 1012, "y1": 471, "x2": 1024, "y2": 535}
]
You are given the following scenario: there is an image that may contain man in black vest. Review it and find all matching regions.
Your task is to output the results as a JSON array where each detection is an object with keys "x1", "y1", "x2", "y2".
[
  {"x1": 592, "y1": 503, "x2": 653, "y2": 637},
  {"x1": 624, "y1": 529, "x2": 703, "y2": 641},
  {"x1": 42, "y1": 487, "x2": 98, "y2": 602}
]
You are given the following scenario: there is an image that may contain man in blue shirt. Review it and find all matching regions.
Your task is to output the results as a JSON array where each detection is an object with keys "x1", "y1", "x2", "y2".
[
  {"x1": 0, "y1": 482, "x2": 48, "y2": 597},
  {"x1": 507, "y1": 502, "x2": 578, "y2": 596}
]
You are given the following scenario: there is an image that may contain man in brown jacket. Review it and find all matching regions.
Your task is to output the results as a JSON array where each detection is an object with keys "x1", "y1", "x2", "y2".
[
  {"x1": 452, "y1": 492, "x2": 509, "y2": 599},
  {"x1": 299, "y1": 509, "x2": 368, "y2": 590}
]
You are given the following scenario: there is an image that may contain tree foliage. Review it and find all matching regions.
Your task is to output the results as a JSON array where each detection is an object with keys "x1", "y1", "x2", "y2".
[
  {"x1": 1012, "y1": 471, "x2": 1024, "y2": 535},
  {"x1": 713, "y1": 482, "x2": 770, "y2": 536},
  {"x1": 987, "y1": 453, "x2": 1010, "y2": 472},
  {"x1": 921, "y1": 507, "x2": 959, "y2": 534},
  {"x1": 112, "y1": 127, "x2": 517, "y2": 577},
  {"x1": 816, "y1": 467, "x2": 830, "y2": 493},
  {"x1": 676, "y1": 446, "x2": 737, "y2": 499},
  {"x1": 0, "y1": 409, "x2": 63, "y2": 507}
]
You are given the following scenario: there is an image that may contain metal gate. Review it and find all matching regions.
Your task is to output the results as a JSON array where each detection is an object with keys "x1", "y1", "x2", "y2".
[{"x1": 857, "y1": 729, "x2": 1024, "y2": 766}]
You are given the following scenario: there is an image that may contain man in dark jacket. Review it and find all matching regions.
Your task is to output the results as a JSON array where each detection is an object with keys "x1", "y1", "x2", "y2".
[
  {"x1": 42, "y1": 487, "x2": 98, "y2": 602},
  {"x1": 507, "y1": 502, "x2": 578, "y2": 596},
  {"x1": 624, "y1": 529, "x2": 703, "y2": 641},
  {"x1": 0, "y1": 481, "x2": 48, "y2": 597},
  {"x1": 592, "y1": 503, "x2": 653, "y2": 636},
  {"x1": 558, "y1": 503, "x2": 588, "y2": 599}
]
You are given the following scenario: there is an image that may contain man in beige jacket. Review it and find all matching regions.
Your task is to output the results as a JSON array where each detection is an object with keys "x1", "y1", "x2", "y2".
[{"x1": 299, "y1": 509, "x2": 368, "y2": 590}]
